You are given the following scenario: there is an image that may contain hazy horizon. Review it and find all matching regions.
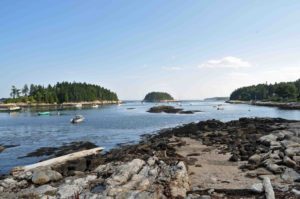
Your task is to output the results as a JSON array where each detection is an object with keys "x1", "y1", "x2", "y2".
[{"x1": 1, "y1": 1, "x2": 300, "y2": 100}]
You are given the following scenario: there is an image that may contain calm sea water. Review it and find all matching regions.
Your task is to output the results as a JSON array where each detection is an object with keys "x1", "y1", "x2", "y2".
[{"x1": 1, "y1": 100, "x2": 300, "y2": 174}]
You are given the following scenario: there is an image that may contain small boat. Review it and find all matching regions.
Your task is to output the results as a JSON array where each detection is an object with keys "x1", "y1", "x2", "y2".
[
  {"x1": 74, "y1": 104, "x2": 82, "y2": 108},
  {"x1": 0, "y1": 106, "x2": 22, "y2": 112},
  {"x1": 71, "y1": 115, "x2": 84, "y2": 124},
  {"x1": 91, "y1": 104, "x2": 99, "y2": 108},
  {"x1": 9, "y1": 106, "x2": 22, "y2": 111},
  {"x1": 38, "y1": 111, "x2": 50, "y2": 116}
]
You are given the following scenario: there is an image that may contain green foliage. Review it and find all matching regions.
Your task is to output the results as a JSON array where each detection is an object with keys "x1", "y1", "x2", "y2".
[
  {"x1": 5, "y1": 82, "x2": 118, "y2": 104},
  {"x1": 230, "y1": 79, "x2": 300, "y2": 102},
  {"x1": 143, "y1": 92, "x2": 174, "y2": 102}
]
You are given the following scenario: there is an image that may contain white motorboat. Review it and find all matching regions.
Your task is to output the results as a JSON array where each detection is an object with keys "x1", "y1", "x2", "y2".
[
  {"x1": 91, "y1": 104, "x2": 99, "y2": 108},
  {"x1": 71, "y1": 115, "x2": 84, "y2": 123},
  {"x1": 74, "y1": 104, "x2": 82, "y2": 108}
]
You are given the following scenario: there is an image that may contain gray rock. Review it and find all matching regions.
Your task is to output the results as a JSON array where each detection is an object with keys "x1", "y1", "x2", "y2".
[
  {"x1": 281, "y1": 168, "x2": 300, "y2": 182},
  {"x1": 34, "y1": 185, "x2": 58, "y2": 196},
  {"x1": 292, "y1": 189, "x2": 300, "y2": 196},
  {"x1": 259, "y1": 134, "x2": 278, "y2": 145},
  {"x1": 0, "y1": 146, "x2": 5, "y2": 153},
  {"x1": 285, "y1": 147, "x2": 300, "y2": 157},
  {"x1": 31, "y1": 168, "x2": 62, "y2": 185},
  {"x1": 251, "y1": 183, "x2": 263, "y2": 193},
  {"x1": 107, "y1": 159, "x2": 145, "y2": 186},
  {"x1": 0, "y1": 178, "x2": 17, "y2": 189},
  {"x1": 169, "y1": 161, "x2": 189, "y2": 198},
  {"x1": 249, "y1": 154, "x2": 262, "y2": 165},
  {"x1": 15, "y1": 171, "x2": 33, "y2": 181},
  {"x1": 265, "y1": 162, "x2": 285, "y2": 174},
  {"x1": 273, "y1": 184, "x2": 289, "y2": 192},
  {"x1": 283, "y1": 156, "x2": 296, "y2": 167},
  {"x1": 57, "y1": 184, "x2": 82, "y2": 199},
  {"x1": 293, "y1": 156, "x2": 300, "y2": 164}
]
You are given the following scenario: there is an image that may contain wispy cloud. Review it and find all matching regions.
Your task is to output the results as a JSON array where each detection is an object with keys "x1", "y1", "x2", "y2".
[
  {"x1": 199, "y1": 56, "x2": 251, "y2": 69},
  {"x1": 162, "y1": 66, "x2": 182, "y2": 71}
]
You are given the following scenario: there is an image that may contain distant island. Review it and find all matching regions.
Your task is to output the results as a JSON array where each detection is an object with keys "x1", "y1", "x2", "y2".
[
  {"x1": 204, "y1": 97, "x2": 229, "y2": 101},
  {"x1": 229, "y1": 79, "x2": 300, "y2": 102},
  {"x1": 4, "y1": 82, "x2": 119, "y2": 104},
  {"x1": 143, "y1": 92, "x2": 174, "y2": 102}
]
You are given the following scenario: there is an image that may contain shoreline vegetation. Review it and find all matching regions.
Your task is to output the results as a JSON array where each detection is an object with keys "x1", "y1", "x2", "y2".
[
  {"x1": 227, "y1": 79, "x2": 300, "y2": 110},
  {"x1": 3, "y1": 82, "x2": 119, "y2": 105},
  {"x1": 229, "y1": 79, "x2": 300, "y2": 102},
  {"x1": 1, "y1": 117, "x2": 300, "y2": 198}
]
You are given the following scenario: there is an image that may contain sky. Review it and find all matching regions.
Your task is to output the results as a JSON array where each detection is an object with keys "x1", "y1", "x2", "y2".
[{"x1": 0, "y1": 0, "x2": 300, "y2": 100}]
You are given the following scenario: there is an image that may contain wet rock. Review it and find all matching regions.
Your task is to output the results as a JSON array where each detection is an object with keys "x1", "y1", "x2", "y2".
[
  {"x1": 31, "y1": 168, "x2": 62, "y2": 185},
  {"x1": 147, "y1": 106, "x2": 183, "y2": 113},
  {"x1": 0, "y1": 146, "x2": 4, "y2": 153},
  {"x1": 229, "y1": 153, "x2": 239, "y2": 162}
]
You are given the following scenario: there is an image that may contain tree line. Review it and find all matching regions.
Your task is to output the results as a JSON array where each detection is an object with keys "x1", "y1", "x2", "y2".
[
  {"x1": 143, "y1": 92, "x2": 174, "y2": 102},
  {"x1": 6, "y1": 82, "x2": 118, "y2": 103},
  {"x1": 230, "y1": 79, "x2": 300, "y2": 102}
]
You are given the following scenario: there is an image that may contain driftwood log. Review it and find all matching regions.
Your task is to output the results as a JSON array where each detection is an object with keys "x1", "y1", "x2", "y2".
[
  {"x1": 263, "y1": 177, "x2": 275, "y2": 199},
  {"x1": 11, "y1": 147, "x2": 104, "y2": 176}
]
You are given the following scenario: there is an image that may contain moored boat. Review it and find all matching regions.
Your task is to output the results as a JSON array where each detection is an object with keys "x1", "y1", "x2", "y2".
[
  {"x1": 0, "y1": 106, "x2": 22, "y2": 112},
  {"x1": 91, "y1": 104, "x2": 99, "y2": 108},
  {"x1": 74, "y1": 104, "x2": 82, "y2": 108},
  {"x1": 71, "y1": 115, "x2": 84, "y2": 124},
  {"x1": 38, "y1": 112, "x2": 50, "y2": 116}
]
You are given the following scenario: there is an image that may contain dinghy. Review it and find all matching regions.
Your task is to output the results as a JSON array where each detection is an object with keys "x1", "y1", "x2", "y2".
[{"x1": 71, "y1": 115, "x2": 84, "y2": 123}]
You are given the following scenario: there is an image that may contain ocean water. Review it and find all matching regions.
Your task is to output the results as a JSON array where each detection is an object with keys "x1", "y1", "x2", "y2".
[{"x1": 0, "y1": 100, "x2": 300, "y2": 174}]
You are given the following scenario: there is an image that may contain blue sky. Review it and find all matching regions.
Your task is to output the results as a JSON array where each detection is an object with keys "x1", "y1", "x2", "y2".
[{"x1": 1, "y1": 0, "x2": 300, "y2": 99}]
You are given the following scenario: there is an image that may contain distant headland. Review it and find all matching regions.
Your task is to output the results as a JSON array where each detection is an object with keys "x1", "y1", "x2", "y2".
[{"x1": 227, "y1": 79, "x2": 300, "y2": 109}]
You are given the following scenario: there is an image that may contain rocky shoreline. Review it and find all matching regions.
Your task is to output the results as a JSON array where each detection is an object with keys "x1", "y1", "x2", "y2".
[
  {"x1": 227, "y1": 100, "x2": 300, "y2": 110},
  {"x1": 1, "y1": 117, "x2": 300, "y2": 198}
]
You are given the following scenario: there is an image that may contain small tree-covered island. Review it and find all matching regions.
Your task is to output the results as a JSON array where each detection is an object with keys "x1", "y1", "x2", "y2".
[
  {"x1": 143, "y1": 91, "x2": 174, "y2": 102},
  {"x1": 5, "y1": 82, "x2": 119, "y2": 104}
]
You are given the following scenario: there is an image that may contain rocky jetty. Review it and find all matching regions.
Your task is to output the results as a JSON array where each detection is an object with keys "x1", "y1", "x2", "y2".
[{"x1": 1, "y1": 117, "x2": 300, "y2": 198}]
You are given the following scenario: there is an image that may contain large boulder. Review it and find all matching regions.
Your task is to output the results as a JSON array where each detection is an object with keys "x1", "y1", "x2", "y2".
[{"x1": 31, "y1": 168, "x2": 62, "y2": 185}]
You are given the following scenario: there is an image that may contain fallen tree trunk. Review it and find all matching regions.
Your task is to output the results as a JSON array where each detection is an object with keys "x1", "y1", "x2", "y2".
[
  {"x1": 11, "y1": 147, "x2": 104, "y2": 176},
  {"x1": 263, "y1": 177, "x2": 275, "y2": 199}
]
